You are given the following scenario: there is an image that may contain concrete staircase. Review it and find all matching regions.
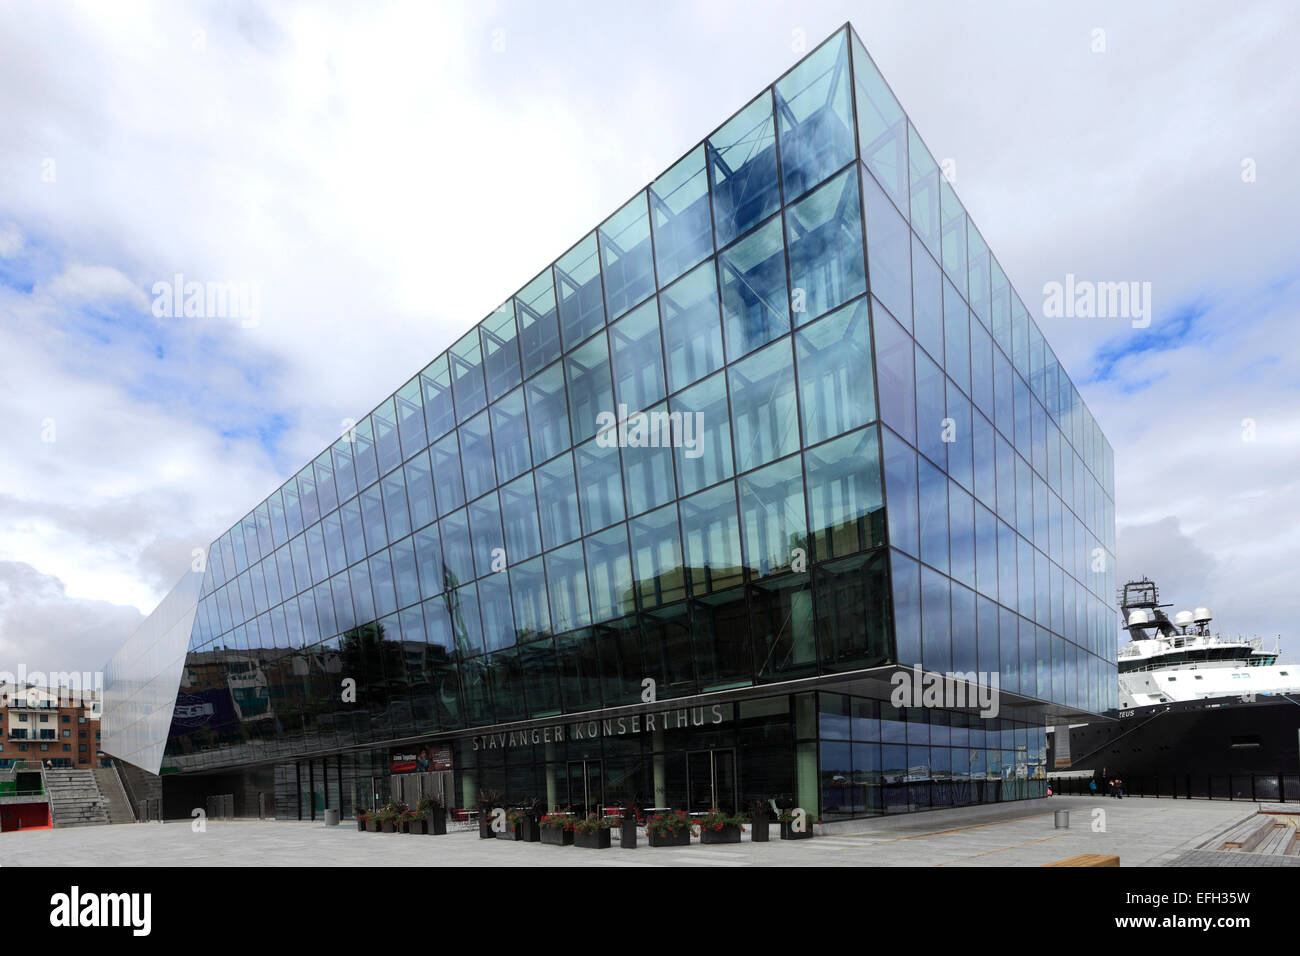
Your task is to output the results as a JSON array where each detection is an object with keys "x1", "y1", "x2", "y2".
[
  {"x1": 45, "y1": 769, "x2": 109, "y2": 827},
  {"x1": 92, "y1": 767, "x2": 135, "y2": 824}
]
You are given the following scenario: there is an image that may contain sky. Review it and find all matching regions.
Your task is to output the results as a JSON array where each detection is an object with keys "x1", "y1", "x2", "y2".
[{"x1": 1, "y1": 0, "x2": 1298, "y2": 676}]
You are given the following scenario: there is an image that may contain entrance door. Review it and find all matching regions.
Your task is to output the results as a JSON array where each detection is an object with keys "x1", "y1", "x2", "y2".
[
  {"x1": 687, "y1": 749, "x2": 736, "y2": 813},
  {"x1": 565, "y1": 760, "x2": 603, "y2": 816}
]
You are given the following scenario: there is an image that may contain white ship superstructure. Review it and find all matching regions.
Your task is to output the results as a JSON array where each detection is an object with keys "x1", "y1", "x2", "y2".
[{"x1": 1117, "y1": 579, "x2": 1300, "y2": 709}]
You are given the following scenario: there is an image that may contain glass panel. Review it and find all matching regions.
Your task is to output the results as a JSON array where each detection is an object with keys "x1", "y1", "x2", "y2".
[
  {"x1": 516, "y1": 269, "x2": 562, "y2": 379},
  {"x1": 420, "y1": 354, "x2": 456, "y2": 443},
  {"x1": 738, "y1": 455, "x2": 807, "y2": 578},
  {"x1": 851, "y1": 33, "x2": 908, "y2": 212},
  {"x1": 785, "y1": 166, "x2": 865, "y2": 324},
  {"x1": 545, "y1": 541, "x2": 591, "y2": 632},
  {"x1": 805, "y1": 426, "x2": 885, "y2": 561},
  {"x1": 967, "y1": 222, "x2": 990, "y2": 328},
  {"x1": 608, "y1": 298, "x2": 666, "y2": 411},
  {"x1": 912, "y1": 235, "x2": 943, "y2": 362},
  {"x1": 394, "y1": 376, "x2": 426, "y2": 462},
  {"x1": 430, "y1": 431, "x2": 464, "y2": 517},
  {"x1": 680, "y1": 481, "x2": 744, "y2": 594},
  {"x1": 555, "y1": 232, "x2": 605, "y2": 349},
  {"x1": 908, "y1": 124, "x2": 941, "y2": 258},
  {"x1": 882, "y1": 429, "x2": 919, "y2": 558},
  {"x1": 872, "y1": 301, "x2": 915, "y2": 446},
  {"x1": 481, "y1": 301, "x2": 523, "y2": 403},
  {"x1": 620, "y1": 400, "x2": 678, "y2": 517},
  {"x1": 921, "y1": 566, "x2": 951, "y2": 673},
  {"x1": 816, "y1": 549, "x2": 892, "y2": 671},
  {"x1": 477, "y1": 572, "x2": 516, "y2": 652},
  {"x1": 358, "y1": 484, "x2": 387, "y2": 556},
  {"x1": 331, "y1": 439, "x2": 357, "y2": 505},
  {"x1": 660, "y1": 259, "x2": 724, "y2": 393},
  {"x1": 919, "y1": 457, "x2": 949, "y2": 573},
  {"x1": 438, "y1": 507, "x2": 475, "y2": 590},
  {"x1": 575, "y1": 435, "x2": 625, "y2": 533},
  {"x1": 915, "y1": 346, "x2": 947, "y2": 471},
  {"x1": 650, "y1": 144, "x2": 713, "y2": 286},
  {"x1": 297, "y1": 466, "x2": 320, "y2": 528},
  {"x1": 413, "y1": 523, "x2": 444, "y2": 600},
  {"x1": 585, "y1": 525, "x2": 634, "y2": 623},
  {"x1": 599, "y1": 190, "x2": 656, "y2": 319},
  {"x1": 381, "y1": 469, "x2": 411, "y2": 548},
  {"x1": 796, "y1": 297, "x2": 875, "y2": 445},
  {"x1": 728, "y1": 336, "x2": 798, "y2": 473},
  {"x1": 776, "y1": 29, "x2": 854, "y2": 198},
  {"x1": 718, "y1": 215, "x2": 790, "y2": 359},
  {"x1": 535, "y1": 452, "x2": 581, "y2": 549},
  {"x1": 449, "y1": 329, "x2": 487, "y2": 422},
  {"x1": 499, "y1": 472, "x2": 542, "y2": 565},
  {"x1": 457, "y1": 410, "x2": 497, "y2": 502},
  {"x1": 940, "y1": 180, "x2": 967, "y2": 292},
  {"x1": 467, "y1": 491, "x2": 505, "y2": 579},
  {"x1": 509, "y1": 556, "x2": 551, "y2": 640},
  {"x1": 489, "y1": 385, "x2": 531, "y2": 484},
  {"x1": 313, "y1": 453, "x2": 337, "y2": 516},
  {"x1": 629, "y1": 504, "x2": 686, "y2": 608},
  {"x1": 671, "y1": 370, "x2": 733, "y2": 496},
  {"x1": 862, "y1": 167, "x2": 912, "y2": 330},
  {"x1": 403, "y1": 450, "x2": 435, "y2": 531},
  {"x1": 707, "y1": 90, "x2": 780, "y2": 248},
  {"x1": 564, "y1": 331, "x2": 614, "y2": 444},
  {"x1": 524, "y1": 361, "x2": 571, "y2": 464}
]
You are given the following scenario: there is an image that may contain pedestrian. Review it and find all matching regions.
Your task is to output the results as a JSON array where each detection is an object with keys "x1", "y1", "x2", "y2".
[
  {"x1": 1116, "y1": 778, "x2": 1124, "y2": 799},
  {"x1": 1089, "y1": 778, "x2": 1097, "y2": 795}
]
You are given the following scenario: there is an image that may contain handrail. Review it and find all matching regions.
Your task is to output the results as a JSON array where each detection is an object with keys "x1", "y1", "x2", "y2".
[{"x1": 113, "y1": 759, "x2": 142, "y2": 822}]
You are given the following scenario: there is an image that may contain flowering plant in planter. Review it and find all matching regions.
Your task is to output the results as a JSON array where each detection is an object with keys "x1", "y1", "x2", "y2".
[
  {"x1": 571, "y1": 814, "x2": 611, "y2": 834},
  {"x1": 539, "y1": 811, "x2": 575, "y2": 846},
  {"x1": 645, "y1": 810, "x2": 691, "y2": 836},
  {"x1": 572, "y1": 814, "x2": 612, "y2": 849},
  {"x1": 694, "y1": 808, "x2": 746, "y2": 844},
  {"x1": 540, "y1": 812, "x2": 575, "y2": 830}
]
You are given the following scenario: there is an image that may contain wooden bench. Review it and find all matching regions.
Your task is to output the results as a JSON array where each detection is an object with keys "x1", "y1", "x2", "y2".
[{"x1": 1042, "y1": 854, "x2": 1120, "y2": 867}]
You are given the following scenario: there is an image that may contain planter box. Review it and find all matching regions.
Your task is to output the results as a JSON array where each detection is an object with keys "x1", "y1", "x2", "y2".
[
  {"x1": 381, "y1": 820, "x2": 396, "y2": 833},
  {"x1": 479, "y1": 821, "x2": 495, "y2": 839},
  {"x1": 620, "y1": 819, "x2": 638, "y2": 849},
  {"x1": 540, "y1": 826, "x2": 574, "y2": 846},
  {"x1": 699, "y1": 824, "x2": 741, "y2": 844},
  {"x1": 574, "y1": 828, "x2": 611, "y2": 849},
  {"x1": 429, "y1": 809, "x2": 447, "y2": 835},
  {"x1": 357, "y1": 818, "x2": 368, "y2": 832},
  {"x1": 366, "y1": 819, "x2": 380, "y2": 833},
  {"x1": 780, "y1": 822, "x2": 813, "y2": 840},
  {"x1": 504, "y1": 823, "x2": 525, "y2": 841},
  {"x1": 750, "y1": 814, "x2": 770, "y2": 842},
  {"x1": 408, "y1": 819, "x2": 428, "y2": 835},
  {"x1": 647, "y1": 828, "x2": 692, "y2": 847},
  {"x1": 519, "y1": 816, "x2": 541, "y2": 842},
  {"x1": 398, "y1": 821, "x2": 411, "y2": 834}
]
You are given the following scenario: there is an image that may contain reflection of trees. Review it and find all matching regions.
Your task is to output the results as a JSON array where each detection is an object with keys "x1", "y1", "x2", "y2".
[{"x1": 338, "y1": 621, "x2": 398, "y2": 713}]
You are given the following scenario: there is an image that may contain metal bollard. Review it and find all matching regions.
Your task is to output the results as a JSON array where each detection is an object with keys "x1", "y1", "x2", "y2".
[
  {"x1": 324, "y1": 808, "x2": 340, "y2": 826},
  {"x1": 1054, "y1": 809, "x2": 1069, "y2": 829}
]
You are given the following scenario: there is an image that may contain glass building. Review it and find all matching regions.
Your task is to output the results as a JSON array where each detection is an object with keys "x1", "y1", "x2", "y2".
[{"x1": 103, "y1": 24, "x2": 1116, "y2": 822}]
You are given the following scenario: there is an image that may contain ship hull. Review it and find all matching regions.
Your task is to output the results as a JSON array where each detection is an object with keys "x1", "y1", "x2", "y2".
[{"x1": 1049, "y1": 695, "x2": 1300, "y2": 788}]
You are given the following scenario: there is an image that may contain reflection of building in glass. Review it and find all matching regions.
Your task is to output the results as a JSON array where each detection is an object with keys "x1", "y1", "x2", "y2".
[{"x1": 103, "y1": 24, "x2": 1116, "y2": 823}]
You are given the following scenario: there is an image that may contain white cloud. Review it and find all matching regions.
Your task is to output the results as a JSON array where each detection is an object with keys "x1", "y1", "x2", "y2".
[{"x1": 0, "y1": 221, "x2": 21, "y2": 258}]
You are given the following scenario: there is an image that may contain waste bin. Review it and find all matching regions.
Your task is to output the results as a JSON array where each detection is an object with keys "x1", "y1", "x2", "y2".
[
  {"x1": 1054, "y1": 809, "x2": 1069, "y2": 829},
  {"x1": 324, "y1": 808, "x2": 340, "y2": 827}
]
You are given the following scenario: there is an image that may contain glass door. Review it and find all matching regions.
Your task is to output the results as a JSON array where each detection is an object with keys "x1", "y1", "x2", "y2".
[
  {"x1": 565, "y1": 760, "x2": 603, "y2": 816},
  {"x1": 687, "y1": 749, "x2": 737, "y2": 813}
]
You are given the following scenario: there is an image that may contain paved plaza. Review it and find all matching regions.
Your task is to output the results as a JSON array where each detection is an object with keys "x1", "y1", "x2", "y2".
[{"x1": 0, "y1": 796, "x2": 1282, "y2": 867}]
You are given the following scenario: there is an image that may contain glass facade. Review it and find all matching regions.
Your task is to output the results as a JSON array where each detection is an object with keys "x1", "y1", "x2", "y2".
[{"x1": 102, "y1": 24, "x2": 1115, "y2": 823}]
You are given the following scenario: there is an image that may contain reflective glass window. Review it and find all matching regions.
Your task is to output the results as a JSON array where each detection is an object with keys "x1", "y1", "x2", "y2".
[
  {"x1": 939, "y1": 180, "x2": 967, "y2": 292},
  {"x1": 882, "y1": 429, "x2": 919, "y2": 558},
  {"x1": 805, "y1": 426, "x2": 884, "y2": 561},
  {"x1": 403, "y1": 450, "x2": 435, "y2": 531},
  {"x1": 785, "y1": 166, "x2": 865, "y2": 324},
  {"x1": 535, "y1": 452, "x2": 581, "y2": 549},
  {"x1": 489, "y1": 385, "x2": 531, "y2": 484},
  {"x1": 718, "y1": 215, "x2": 790, "y2": 359},
  {"x1": 413, "y1": 523, "x2": 444, "y2": 600},
  {"x1": 850, "y1": 32, "x2": 908, "y2": 212},
  {"x1": 481, "y1": 302, "x2": 523, "y2": 403},
  {"x1": 738, "y1": 455, "x2": 807, "y2": 578},
  {"x1": 908, "y1": 124, "x2": 941, "y2": 258},
  {"x1": 395, "y1": 376, "x2": 427, "y2": 461},
  {"x1": 477, "y1": 572, "x2": 516, "y2": 652},
  {"x1": 967, "y1": 222, "x2": 990, "y2": 328},
  {"x1": 912, "y1": 235, "x2": 943, "y2": 362},
  {"x1": 728, "y1": 336, "x2": 798, "y2": 473},
  {"x1": 585, "y1": 525, "x2": 634, "y2": 623},
  {"x1": 509, "y1": 556, "x2": 550, "y2": 639},
  {"x1": 872, "y1": 302, "x2": 915, "y2": 445},
  {"x1": 679, "y1": 481, "x2": 744, "y2": 594},
  {"x1": 419, "y1": 354, "x2": 456, "y2": 443},
  {"x1": 775, "y1": 29, "x2": 854, "y2": 199},
  {"x1": 430, "y1": 431, "x2": 464, "y2": 516},
  {"x1": 629, "y1": 503, "x2": 686, "y2": 608},
  {"x1": 372, "y1": 398, "x2": 402, "y2": 477},
  {"x1": 564, "y1": 332, "x2": 614, "y2": 444},
  {"x1": 380, "y1": 469, "x2": 411, "y2": 543},
  {"x1": 660, "y1": 260, "x2": 725, "y2": 393},
  {"x1": 468, "y1": 491, "x2": 505, "y2": 579},
  {"x1": 555, "y1": 232, "x2": 606, "y2": 349},
  {"x1": 600, "y1": 191, "x2": 655, "y2": 319},
  {"x1": 450, "y1": 328, "x2": 487, "y2": 422},
  {"x1": 331, "y1": 439, "x2": 357, "y2": 505},
  {"x1": 545, "y1": 541, "x2": 591, "y2": 632},
  {"x1": 524, "y1": 361, "x2": 571, "y2": 464},
  {"x1": 313, "y1": 453, "x2": 337, "y2": 516},
  {"x1": 391, "y1": 535, "x2": 421, "y2": 610},
  {"x1": 796, "y1": 297, "x2": 874, "y2": 445},
  {"x1": 516, "y1": 269, "x2": 562, "y2": 378},
  {"x1": 862, "y1": 168, "x2": 912, "y2": 329},
  {"x1": 575, "y1": 435, "x2": 625, "y2": 532},
  {"x1": 915, "y1": 346, "x2": 947, "y2": 471},
  {"x1": 620, "y1": 401, "x2": 678, "y2": 516},
  {"x1": 359, "y1": 484, "x2": 387, "y2": 556},
  {"x1": 708, "y1": 90, "x2": 780, "y2": 248},
  {"x1": 438, "y1": 508, "x2": 475, "y2": 590},
  {"x1": 499, "y1": 472, "x2": 542, "y2": 564},
  {"x1": 650, "y1": 144, "x2": 713, "y2": 286},
  {"x1": 609, "y1": 298, "x2": 666, "y2": 411},
  {"x1": 671, "y1": 371, "x2": 733, "y2": 496},
  {"x1": 458, "y1": 411, "x2": 497, "y2": 502}
]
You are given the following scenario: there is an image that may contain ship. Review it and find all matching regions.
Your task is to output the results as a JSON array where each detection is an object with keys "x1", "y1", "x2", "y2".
[{"x1": 1048, "y1": 579, "x2": 1300, "y2": 797}]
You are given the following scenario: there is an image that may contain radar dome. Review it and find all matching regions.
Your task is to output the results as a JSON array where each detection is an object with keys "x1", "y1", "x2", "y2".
[
  {"x1": 1173, "y1": 610, "x2": 1195, "y2": 628},
  {"x1": 1127, "y1": 609, "x2": 1151, "y2": 627},
  {"x1": 1193, "y1": 607, "x2": 1212, "y2": 623}
]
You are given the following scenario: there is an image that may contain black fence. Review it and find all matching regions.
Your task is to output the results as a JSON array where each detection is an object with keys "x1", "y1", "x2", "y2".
[{"x1": 1050, "y1": 773, "x2": 1300, "y2": 802}]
